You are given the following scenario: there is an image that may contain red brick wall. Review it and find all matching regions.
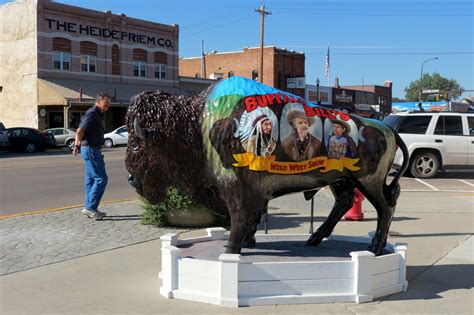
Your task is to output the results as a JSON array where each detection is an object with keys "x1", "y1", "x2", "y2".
[
  {"x1": 133, "y1": 49, "x2": 147, "y2": 61},
  {"x1": 80, "y1": 41, "x2": 97, "y2": 55},
  {"x1": 112, "y1": 44, "x2": 120, "y2": 75},
  {"x1": 154, "y1": 52, "x2": 167, "y2": 64},
  {"x1": 179, "y1": 47, "x2": 305, "y2": 96},
  {"x1": 52, "y1": 37, "x2": 71, "y2": 52}
]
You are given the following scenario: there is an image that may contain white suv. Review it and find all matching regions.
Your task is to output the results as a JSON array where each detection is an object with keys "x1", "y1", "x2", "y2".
[{"x1": 384, "y1": 111, "x2": 474, "y2": 178}]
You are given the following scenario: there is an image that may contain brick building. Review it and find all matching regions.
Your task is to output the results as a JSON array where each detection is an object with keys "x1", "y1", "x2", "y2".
[
  {"x1": 179, "y1": 46, "x2": 306, "y2": 97},
  {"x1": 0, "y1": 0, "x2": 180, "y2": 131},
  {"x1": 306, "y1": 78, "x2": 393, "y2": 116},
  {"x1": 342, "y1": 81, "x2": 393, "y2": 115}
]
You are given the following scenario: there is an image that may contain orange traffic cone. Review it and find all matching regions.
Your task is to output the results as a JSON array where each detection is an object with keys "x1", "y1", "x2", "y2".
[{"x1": 345, "y1": 189, "x2": 364, "y2": 221}]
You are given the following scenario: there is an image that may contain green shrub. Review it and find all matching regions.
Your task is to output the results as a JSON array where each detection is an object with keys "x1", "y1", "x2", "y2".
[{"x1": 140, "y1": 187, "x2": 200, "y2": 226}]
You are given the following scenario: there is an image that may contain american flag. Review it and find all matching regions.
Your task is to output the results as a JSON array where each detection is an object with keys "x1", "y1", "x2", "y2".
[{"x1": 325, "y1": 46, "x2": 330, "y2": 78}]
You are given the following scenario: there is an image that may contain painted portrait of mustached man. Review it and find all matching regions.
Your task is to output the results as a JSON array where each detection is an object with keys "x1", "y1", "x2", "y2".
[{"x1": 280, "y1": 103, "x2": 324, "y2": 162}]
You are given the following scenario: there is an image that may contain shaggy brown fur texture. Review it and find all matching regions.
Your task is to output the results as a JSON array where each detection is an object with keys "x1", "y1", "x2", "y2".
[{"x1": 125, "y1": 89, "x2": 229, "y2": 217}]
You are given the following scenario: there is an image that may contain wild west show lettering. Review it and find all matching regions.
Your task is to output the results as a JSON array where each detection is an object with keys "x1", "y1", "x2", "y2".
[{"x1": 243, "y1": 94, "x2": 350, "y2": 121}]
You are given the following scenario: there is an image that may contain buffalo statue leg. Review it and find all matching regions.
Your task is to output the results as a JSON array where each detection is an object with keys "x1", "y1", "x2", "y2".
[
  {"x1": 306, "y1": 179, "x2": 356, "y2": 246},
  {"x1": 242, "y1": 203, "x2": 268, "y2": 248},
  {"x1": 224, "y1": 192, "x2": 268, "y2": 254},
  {"x1": 359, "y1": 185, "x2": 396, "y2": 256}
]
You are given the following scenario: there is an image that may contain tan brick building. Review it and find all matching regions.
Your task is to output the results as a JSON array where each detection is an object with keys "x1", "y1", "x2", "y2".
[
  {"x1": 179, "y1": 46, "x2": 306, "y2": 97},
  {"x1": 0, "y1": 0, "x2": 180, "y2": 131}
]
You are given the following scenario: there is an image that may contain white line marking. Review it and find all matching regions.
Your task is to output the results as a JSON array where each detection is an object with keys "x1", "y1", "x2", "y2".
[
  {"x1": 415, "y1": 178, "x2": 440, "y2": 191},
  {"x1": 403, "y1": 189, "x2": 474, "y2": 193},
  {"x1": 459, "y1": 180, "x2": 474, "y2": 187}
]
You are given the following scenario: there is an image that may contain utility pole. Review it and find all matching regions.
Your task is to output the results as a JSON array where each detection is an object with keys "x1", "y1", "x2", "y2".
[
  {"x1": 200, "y1": 40, "x2": 206, "y2": 79},
  {"x1": 255, "y1": 1, "x2": 271, "y2": 83}
]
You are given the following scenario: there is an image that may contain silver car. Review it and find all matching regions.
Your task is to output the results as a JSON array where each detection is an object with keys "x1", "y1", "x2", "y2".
[
  {"x1": 103, "y1": 125, "x2": 128, "y2": 148},
  {"x1": 45, "y1": 128, "x2": 77, "y2": 150}
]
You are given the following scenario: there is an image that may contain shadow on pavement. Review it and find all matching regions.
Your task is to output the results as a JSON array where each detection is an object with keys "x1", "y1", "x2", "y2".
[
  {"x1": 388, "y1": 264, "x2": 474, "y2": 301},
  {"x1": 395, "y1": 232, "x2": 473, "y2": 238},
  {"x1": 263, "y1": 213, "x2": 420, "y2": 230},
  {"x1": 0, "y1": 149, "x2": 71, "y2": 158}
]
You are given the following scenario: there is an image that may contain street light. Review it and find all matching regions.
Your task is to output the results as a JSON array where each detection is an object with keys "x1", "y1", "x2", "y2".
[
  {"x1": 419, "y1": 57, "x2": 438, "y2": 102},
  {"x1": 316, "y1": 78, "x2": 320, "y2": 105}
]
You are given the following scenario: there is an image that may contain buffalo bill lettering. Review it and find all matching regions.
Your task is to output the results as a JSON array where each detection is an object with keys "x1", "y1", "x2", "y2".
[{"x1": 243, "y1": 93, "x2": 350, "y2": 121}]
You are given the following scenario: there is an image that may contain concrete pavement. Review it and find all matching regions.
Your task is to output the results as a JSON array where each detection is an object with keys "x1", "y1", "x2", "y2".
[{"x1": 1, "y1": 189, "x2": 473, "y2": 314}]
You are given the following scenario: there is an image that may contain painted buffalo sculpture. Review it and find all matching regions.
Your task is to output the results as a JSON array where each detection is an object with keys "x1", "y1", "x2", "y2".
[{"x1": 125, "y1": 77, "x2": 409, "y2": 256}]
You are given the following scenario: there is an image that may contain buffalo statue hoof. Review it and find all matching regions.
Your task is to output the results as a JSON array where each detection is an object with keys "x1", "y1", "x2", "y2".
[{"x1": 306, "y1": 234, "x2": 323, "y2": 246}]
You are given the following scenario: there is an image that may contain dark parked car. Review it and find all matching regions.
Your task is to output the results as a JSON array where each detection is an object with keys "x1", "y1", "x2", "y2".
[
  {"x1": 6, "y1": 127, "x2": 57, "y2": 153},
  {"x1": 0, "y1": 122, "x2": 9, "y2": 151}
]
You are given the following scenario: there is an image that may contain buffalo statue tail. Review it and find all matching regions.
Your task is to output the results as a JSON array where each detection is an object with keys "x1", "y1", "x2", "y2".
[{"x1": 384, "y1": 130, "x2": 409, "y2": 207}]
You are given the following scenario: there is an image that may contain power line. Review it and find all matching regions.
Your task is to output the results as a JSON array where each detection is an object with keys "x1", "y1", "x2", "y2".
[
  {"x1": 181, "y1": 15, "x2": 254, "y2": 38},
  {"x1": 328, "y1": 52, "x2": 474, "y2": 56},
  {"x1": 180, "y1": 8, "x2": 250, "y2": 31},
  {"x1": 269, "y1": 1, "x2": 473, "y2": 5},
  {"x1": 270, "y1": 9, "x2": 472, "y2": 16}
]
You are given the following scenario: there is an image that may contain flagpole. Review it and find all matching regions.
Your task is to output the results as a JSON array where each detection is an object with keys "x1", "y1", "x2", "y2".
[{"x1": 327, "y1": 43, "x2": 330, "y2": 86}]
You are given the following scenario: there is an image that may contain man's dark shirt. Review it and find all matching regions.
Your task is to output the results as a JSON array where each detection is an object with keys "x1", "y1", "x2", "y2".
[
  {"x1": 79, "y1": 106, "x2": 104, "y2": 148},
  {"x1": 295, "y1": 132, "x2": 310, "y2": 156}
]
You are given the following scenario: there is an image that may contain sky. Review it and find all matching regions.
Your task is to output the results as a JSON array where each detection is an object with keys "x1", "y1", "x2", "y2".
[{"x1": 1, "y1": 0, "x2": 473, "y2": 99}]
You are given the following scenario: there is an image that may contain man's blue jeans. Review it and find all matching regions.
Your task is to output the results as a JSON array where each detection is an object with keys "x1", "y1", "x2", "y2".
[{"x1": 81, "y1": 146, "x2": 108, "y2": 211}]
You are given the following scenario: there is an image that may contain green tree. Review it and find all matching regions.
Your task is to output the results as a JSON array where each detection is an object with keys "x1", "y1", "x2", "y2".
[
  {"x1": 392, "y1": 97, "x2": 405, "y2": 102},
  {"x1": 404, "y1": 72, "x2": 463, "y2": 101}
]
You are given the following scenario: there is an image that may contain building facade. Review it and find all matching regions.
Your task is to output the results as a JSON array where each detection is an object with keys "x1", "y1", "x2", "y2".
[
  {"x1": 0, "y1": 0, "x2": 179, "y2": 131},
  {"x1": 179, "y1": 46, "x2": 306, "y2": 97},
  {"x1": 305, "y1": 78, "x2": 393, "y2": 116},
  {"x1": 342, "y1": 80, "x2": 393, "y2": 115}
]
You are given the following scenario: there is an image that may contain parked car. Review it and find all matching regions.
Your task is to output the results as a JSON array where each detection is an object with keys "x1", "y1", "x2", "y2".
[
  {"x1": 103, "y1": 125, "x2": 128, "y2": 148},
  {"x1": 0, "y1": 122, "x2": 9, "y2": 151},
  {"x1": 45, "y1": 127, "x2": 77, "y2": 150},
  {"x1": 384, "y1": 111, "x2": 474, "y2": 178},
  {"x1": 6, "y1": 127, "x2": 57, "y2": 153}
]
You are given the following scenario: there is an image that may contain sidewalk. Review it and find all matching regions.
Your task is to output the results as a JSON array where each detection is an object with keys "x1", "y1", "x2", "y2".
[{"x1": 1, "y1": 190, "x2": 473, "y2": 314}]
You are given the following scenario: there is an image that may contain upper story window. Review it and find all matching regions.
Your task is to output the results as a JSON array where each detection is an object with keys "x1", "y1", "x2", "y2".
[
  {"x1": 81, "y1": 55, "x2": 96, "y2": 72},
  {"x1": 80, "y1": 41, "x2": 97, "y2": 73},
  {"x1": 133, "y1": 49, "x2": 148, "y2": 77},
  {"x1": 154, "y1": 52, "x2": 167, "y2": 79},
  {"x1": 228, "y1": 71, "x2": 234, "y2": 78},
  {"x1": 53, "y1": 52, "x2": 70, "y2": 71},
  {"x1": 52, "y1": 37, "x2": 71, "y2": 71},
  {"x1": 252, "y1": 70, "x2": 258, "y2": 81},
  {"x1": 154, "y1": 64, "x2": 166, "y2": 79},
  {"x1": 133, "y1": 61, "x2": 146, "y2": 77}
]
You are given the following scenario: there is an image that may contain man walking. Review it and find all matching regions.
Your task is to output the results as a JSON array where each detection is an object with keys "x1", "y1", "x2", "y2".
[{"x1": 73, "y1": 93, "x2": 111, "y2": 220}]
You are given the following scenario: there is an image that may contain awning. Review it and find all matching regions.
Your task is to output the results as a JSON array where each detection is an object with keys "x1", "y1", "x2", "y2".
[{"x1": 37, "y1": 78, "x2": 186, "y2": 106}]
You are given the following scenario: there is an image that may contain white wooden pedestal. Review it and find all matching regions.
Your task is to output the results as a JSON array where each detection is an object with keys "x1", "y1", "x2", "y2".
[{"x1": 160, "y1": 228, "x2": 408, "y2": 307}]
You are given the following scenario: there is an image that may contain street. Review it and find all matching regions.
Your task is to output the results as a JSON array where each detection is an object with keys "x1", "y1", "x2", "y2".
[
  {"x1": 0, "y1": 147, "x2": 473, "y2": 217},
  {"x1": 0, "y1": 147, "x2": 136, "y2": 216}
]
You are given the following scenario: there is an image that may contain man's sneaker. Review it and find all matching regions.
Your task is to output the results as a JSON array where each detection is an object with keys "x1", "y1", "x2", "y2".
[{"x1": 81, "y1": 208, "x2": 106, "y2": 221}]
